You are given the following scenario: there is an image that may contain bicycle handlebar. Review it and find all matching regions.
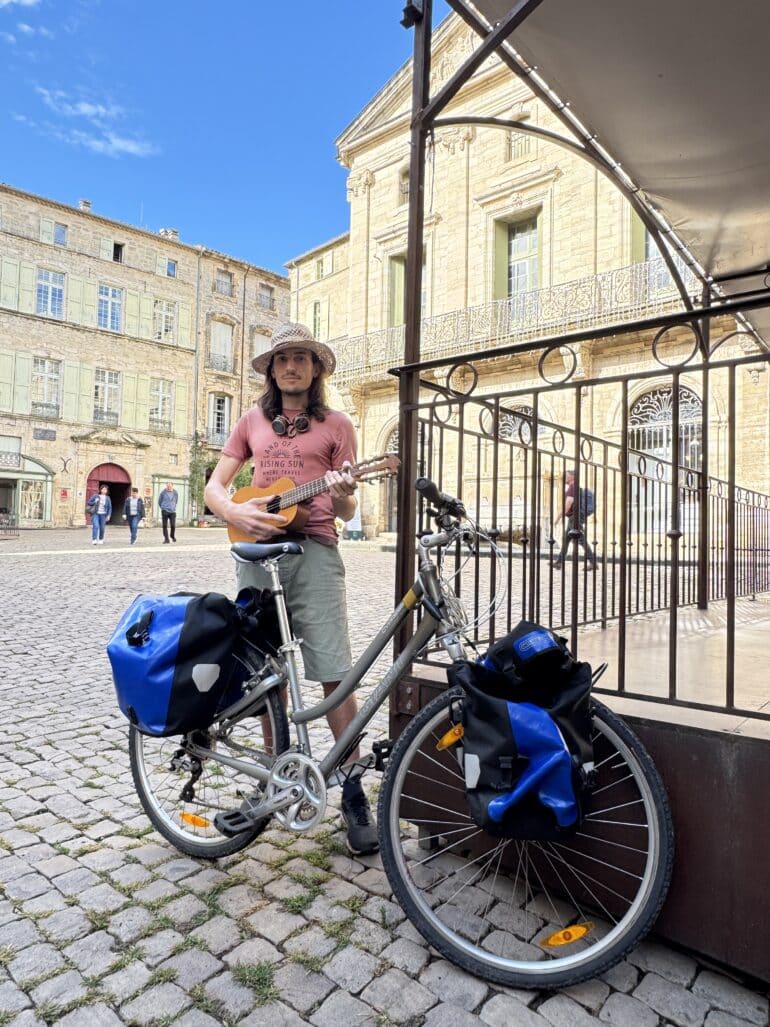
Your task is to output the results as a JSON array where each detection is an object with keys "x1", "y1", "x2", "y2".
[{"x1": 415, "y1": 477, "x2": 466, "y2": 518}]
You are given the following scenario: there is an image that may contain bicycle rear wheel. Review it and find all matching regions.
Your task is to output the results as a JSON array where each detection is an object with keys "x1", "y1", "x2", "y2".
[
  {"x1": 378, "y1": 690, "x2": 673, "y2": 989},
  {"x1": 129, "y1": 687, "x2": 290, "y2": 859}
]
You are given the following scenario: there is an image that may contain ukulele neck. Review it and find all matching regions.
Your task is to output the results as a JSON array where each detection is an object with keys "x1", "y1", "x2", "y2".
[{"x1": 279, "y1": 476, "x2": 334, "y2": 509}]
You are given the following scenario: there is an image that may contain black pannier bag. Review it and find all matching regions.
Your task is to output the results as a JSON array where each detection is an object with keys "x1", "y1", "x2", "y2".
[
  {"x1": 447, "y1": 620, "x2": 594, "y2": 841},
  {"x1": 108, "y1": 587, "x2": 281, "y2": 737}
]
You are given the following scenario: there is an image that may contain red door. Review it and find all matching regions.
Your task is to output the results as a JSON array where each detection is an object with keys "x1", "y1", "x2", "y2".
[{"x1": 85, "y1": 463, "x2": 130, "y2": 523}]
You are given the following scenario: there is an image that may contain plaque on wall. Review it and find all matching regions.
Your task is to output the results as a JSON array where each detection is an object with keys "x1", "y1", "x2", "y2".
[{"x1": 33, "y1": 428, "x2": 56, "y2": 441}]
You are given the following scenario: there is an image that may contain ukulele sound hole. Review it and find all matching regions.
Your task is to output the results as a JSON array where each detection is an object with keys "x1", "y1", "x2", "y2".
[{"x1": 266, "y1": 498, "x2": 281, "y2": 514}]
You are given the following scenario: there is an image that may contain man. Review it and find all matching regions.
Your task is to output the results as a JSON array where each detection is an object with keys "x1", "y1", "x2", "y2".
[
  {"x1": 204, "y1": 322, "x2": 378, "y2": 855},
  {"x1": 123, "y1": 487, "x2": 145, "y2": 545},
  {"x1": 553, "y1": 468, "x2": 597, "y2": 570},
  {"x1": 159, "y1": 482, "x2": 178, "y2": 543}
]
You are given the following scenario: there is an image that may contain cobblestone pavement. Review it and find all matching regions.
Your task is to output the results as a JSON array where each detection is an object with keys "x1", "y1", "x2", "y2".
[{"x1": 1, "y1": 527, "x2": 768, "y2": 1027}]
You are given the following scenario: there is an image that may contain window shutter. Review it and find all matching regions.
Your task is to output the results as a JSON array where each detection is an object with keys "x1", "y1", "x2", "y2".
[
  {"x1": 0, "y1": 351, "x2": 14, "y2": 410},
  {"x1": 13, "y1": 353, "x2": 32, "y2": 414},
  {"x1": 156, "y1": 255, "x2": 167, "y2": 276},
  {"x1": 121, "y1": 372, "x2": 137, "y2": 428},
  {"x1": 62, "y1": 362, "x2": 80, "y2": 421},
  {"x1": 305, "y1": 303, "x2": 315, "y2": 329},
  {"x1": 174, "y1": 382, "x2": 188, "y2": 436},
  {"x1": 40, "y1": 218, "x2": 55, "y2": 245},
  {"x1": 135, "y1": 375, "x2": 150, "y2": 428},
  {"x1": 631, "y1": 212, "x2": 646, "y2": 264},
  {"x1": 99, "y1": 237, "x2": 113, "y2": 260},
  {"x1": 82, "y1": 283, "x2": 98, "y2": 327},
  {"x1": 0, "y1": 258, "x2": 19, "y2": 309},
  {"x1": 178, "y1": 303, "x2": 191, "y2": 347},
  {"x1": 125, "y1": 290, "x2": 139, "y2": 336},
  {"x1": 224, "y1": 395, "x2": 232, "y2": 434},
  {"x1": 78, "y1": 365, "x2": 94, "y2": 422},
  {"x1": 493, "y1": 220, "x2": 509, "y2": 301},
  {"x1": 327, "y1": 251, "x2": 334, "y2": 274},
  {"x1": 320, "y1": 299, "x2": 330, "y2": 342},
  {"x1": 19, "y1": 263, "x2": 36, "y2": 314},
  {"x1": 68, "y1": 276, "x2": 83, "y2": 323},
  {"x1": 139, "y1": 294, "x2": 153, "y2": 338}
]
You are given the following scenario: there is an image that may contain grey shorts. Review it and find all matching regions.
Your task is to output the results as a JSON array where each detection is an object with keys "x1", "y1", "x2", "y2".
[{"x1": 236, "y1": 539, "x2": 352, "y2": 683}]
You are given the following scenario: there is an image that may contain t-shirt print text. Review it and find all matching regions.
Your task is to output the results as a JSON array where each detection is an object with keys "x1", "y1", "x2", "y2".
[{"x1": 262, "y1": 439, "x2": 305, "y2": 477}]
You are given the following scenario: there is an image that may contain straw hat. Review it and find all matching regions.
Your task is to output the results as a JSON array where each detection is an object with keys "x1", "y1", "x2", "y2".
[{"x1": 251, "y1": 322, "x2": 336, "y2": 376}]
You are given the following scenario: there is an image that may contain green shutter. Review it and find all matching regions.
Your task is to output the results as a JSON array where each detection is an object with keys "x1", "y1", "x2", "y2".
[
  {"x1": 174, "y1": 381, "x2": 188, "y2": 436},
  {"x1": 177, "y1": 303, "x2": 191, "y2": 347},
  {"x1": 121, "y1": 372, "x2": 137, "y2": 427},
  {"x1": 388, "y1": 259, "x2": 405, "y2": 328},
  {"x1": 631, "y1": 211, "x2": 647, "y2": 263},
  {"x1": 13, "y1": 353, "x2": 32, "y2": 414},
  {"x1": 62, "y1": 362, "x2": 80, "y2": 421},
  {"x1": 156, "y1": 256, "x2": 167, "y2": 276},
  {"x1": 136, "y1": 375, "x2": 150, "y2": 428},
  {"x1": 0, "y1": 350, "x2": 13, "y2": 410},
  {"x1": 320, "y1": 299, "x2": 330, "y2": 342},
  {"x1": 82, "y1": 282, "x2": 97, "y2": 327},
  {"x1": 494, "y1": 220, "x2": 509, "y2": 300},
  {"x1": 139, "y1": 294, "x2": 153, "y2": 338},
  {"x1": 68, "y1": 276, "x2": 83, "y2": 323},
  {"x1": 1, "y1": 258, "x2": 19, "y2": 309},
  {"x1": 19, "y1": 263, "x2": 36, "y2": 314},
  {"x1": 40, "y1": 218, "x2": 55, "y2": 244},
  {"x1": 125, "y1": 290, "x2": 139, "y2": 336},
  {"x1": 78, "y1": 365, "x2": 94, "y2": 423},
  {"x1": 99, "y1": 237, "x2": 113, "y2": 261}
]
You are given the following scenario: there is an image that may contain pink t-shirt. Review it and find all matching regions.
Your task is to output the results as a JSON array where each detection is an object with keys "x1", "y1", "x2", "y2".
[{"x1": 222, "y1": 407, "x2": 357, "y2": 545}]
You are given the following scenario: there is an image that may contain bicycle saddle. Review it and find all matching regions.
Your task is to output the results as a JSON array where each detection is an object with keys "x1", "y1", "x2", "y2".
[{"x1": 230, "y1": 541, "x2": 303, "y2": 562}]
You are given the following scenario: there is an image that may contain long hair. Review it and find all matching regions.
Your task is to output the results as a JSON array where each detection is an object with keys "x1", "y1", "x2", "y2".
[{"x1": 257, "y1": 354, "x2": 329, "y2": 422}]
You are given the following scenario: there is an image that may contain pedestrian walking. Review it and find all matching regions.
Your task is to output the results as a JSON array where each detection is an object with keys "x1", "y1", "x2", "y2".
[
  {"x1": 552, "y1": 468, "x2": 597, "y2": 569},
  {"x1": 158, "y1": 482, "x2": 178, "y2": 543},
  {"x1": 122, "y1": 487, "x2": 145, "y2": 545},
  {"x1": 86, "y1": 484, "x2": 112, "y2": 545}
]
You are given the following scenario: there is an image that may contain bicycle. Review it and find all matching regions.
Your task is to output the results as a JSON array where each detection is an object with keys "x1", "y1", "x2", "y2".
[{"x1": 128, "y1": 477, "x2": 674, "y2": 989}]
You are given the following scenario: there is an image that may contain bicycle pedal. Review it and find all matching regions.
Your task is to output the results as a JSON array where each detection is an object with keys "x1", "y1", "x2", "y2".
[
  {"x1": 372, "y1": 738, "x2": 393, "y2": 772},
  {"x1": 213, "y1": 809, "x2": 257, "y2": 837}
]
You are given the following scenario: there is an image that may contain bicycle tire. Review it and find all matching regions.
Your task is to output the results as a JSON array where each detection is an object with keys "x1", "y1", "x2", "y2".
[
  {"x1": 378, "y1": 689, "x2": 674, "y2": 989},
  {"x1": 129, "y1": 687, "x2": 291, "y2": 859}
]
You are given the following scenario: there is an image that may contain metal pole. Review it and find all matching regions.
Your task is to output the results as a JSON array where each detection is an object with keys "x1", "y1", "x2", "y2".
[
  {"x1": 395, "y1": 0, "x2": 432, "y2": 655},
  {"x1": 698, "y1": 285, "x2": 711, "y2": 609}
]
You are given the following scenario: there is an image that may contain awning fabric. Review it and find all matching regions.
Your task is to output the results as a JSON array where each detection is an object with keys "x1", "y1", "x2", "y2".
[{"x1": 458, "y1": 0, "x2": 770, "y2": 341}]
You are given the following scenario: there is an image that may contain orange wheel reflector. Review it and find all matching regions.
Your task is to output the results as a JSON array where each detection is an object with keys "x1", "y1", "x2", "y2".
[
  {"x1": 180, "y1": 812, "x2": 211, "y2": 828},
  {"x1": 542, "y1": 922, "x2": 593, "y2": 947},
  {"x1": 436, "y1": 724, "x2": 464, "y2": 750}
]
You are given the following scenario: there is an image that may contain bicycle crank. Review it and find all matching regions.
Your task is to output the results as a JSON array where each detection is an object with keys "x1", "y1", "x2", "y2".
[{"x1": 266, "y1": 751, "x2": 327, "y2": 832}]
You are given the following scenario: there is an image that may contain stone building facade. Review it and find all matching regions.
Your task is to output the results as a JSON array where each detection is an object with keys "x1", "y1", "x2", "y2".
[
  {"x1": 286, "y1": 15, "x2": 769, "y2": 539},
  {"x1": 0, "y1": 185, "x2": 289, "y2": 527}
]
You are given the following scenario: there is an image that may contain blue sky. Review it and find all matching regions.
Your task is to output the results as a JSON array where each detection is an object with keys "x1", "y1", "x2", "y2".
[{"x1": 0, "y1": 0, "x2": 449, "y2": 275}]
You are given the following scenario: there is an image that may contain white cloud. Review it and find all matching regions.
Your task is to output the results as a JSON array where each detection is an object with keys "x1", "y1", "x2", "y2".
[
  {"x1": 0, "y1": 0, "x2": 41, "y2": 8},
  {"x1": 14, "y1": 21, "x2": 53, "y2": 37},
  {"x1": 16, "y1": 20, "x2": 33, "y2": 32},
  {"x1": 0, "y1": 30, "x2": 16, "y2": 43},
  {"x1": 67, "y1": 128, "x2": 158, "y2": 158},
  {"x1": 35, "y1": 86, "x2": 124, "y2": 122}
]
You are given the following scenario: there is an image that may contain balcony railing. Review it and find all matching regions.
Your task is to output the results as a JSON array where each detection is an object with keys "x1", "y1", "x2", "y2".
[
  {"x1": 214, "y1": 279, "x2": 234, "y2": 297},
  {"x1": 334, "y1": 257, "x2": 700, "y2": 387},
  {"x1": 0, "y1": 451, "x2": 21, "y2": 469},
  {"x1": 258, "y1": 294, "x2": 276, "y2": 311},
  {"x1": 207, "y1": 352, "x2": 234, "y2": 374},
  {"x1": 207, "y1": 430, "x2": 229, "y2": 448},
  {"x1": 93, "y1": 408, "x2": 119, "y2": 426},
  {"x1": 149, "y1": 415, "x2": 172, "y2": 433},
  {"x1": 31, "y1": 401, "x2": 61, "y2": 419}
]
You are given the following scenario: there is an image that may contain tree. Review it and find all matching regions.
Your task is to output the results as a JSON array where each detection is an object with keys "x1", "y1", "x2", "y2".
[{"x1": 188, "y1": 432, "x2": 208, "y2": 519}]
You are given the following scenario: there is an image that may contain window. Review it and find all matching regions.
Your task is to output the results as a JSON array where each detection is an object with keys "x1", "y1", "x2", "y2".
[
  {"x1": 207, "y1": 394, "x2": 231, "y2": 446},
  {"x1": 113, "y1": 242, "x2": 124, "y2": 263},
  {"x1": 215, "y1": 269, "x2": 233, "y2": 296},
  {"x1": 153, "y1": 300, "x2": 177, "y2": 344},
  {"x1": 169, "y1": 453, "x2": 178, "y2": 465},
  {"x1": 53, "y1": 223, "x2": 68, "y2": 247},
  {"x1": 508, "y1": 123, "x2": 532, "y2": 161},
  {"x1": 32, "y1": 358, "x2": 62, "y2": 418},
  {"x1": 0, "y1": 435, "x2": 22, "y2": 469},
  {"x1": 399, "y1": 167, "x2": 410, "y2": 205},
  {"x1": 258, "y1": 283, "x2": 275, "y2": 311},
  {"x1": 209, "y1": 321, "x2": 234, "y2": 372},
  {"x1": 36, "y1": 269, "x2": 65, "y2": 320},
  {"x1": 312, "y1": 301, "x2": 322, "y2": 340},
  {"x1": 97, "y1": 285, "x2": 123, "y2": 332},
  {"x1": 94, "y1": 368, "x2": 121, "y2": 425},
  {"x1": 149, "y1": 378, "x2": 173, "y2": 432},
  {"x1": 507, "y1": 217, "x2": 539, "y2": 297},
  {"x1": 19, "y1": 480, "x2": 44, "y2": 521},
  {"x1": 166, "y1": 259, "x2": 177, "y2": 278}
]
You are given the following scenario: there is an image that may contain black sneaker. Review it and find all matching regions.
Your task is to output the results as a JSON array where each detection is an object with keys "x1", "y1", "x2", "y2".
[{"x1": 341, "y1": 787, "x2": 379, "y2": 856}]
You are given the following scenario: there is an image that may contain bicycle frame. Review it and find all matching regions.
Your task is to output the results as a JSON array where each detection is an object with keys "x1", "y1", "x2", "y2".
[{"x1": 185, "y1": 534, "x2": 466, "y2": 788}]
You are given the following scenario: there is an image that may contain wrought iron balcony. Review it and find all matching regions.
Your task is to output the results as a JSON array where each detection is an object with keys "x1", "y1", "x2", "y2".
[
  {"x1": 31, "y1": 401, "x2": 61, "y2": 419},
  {"x1": 0, "y1": 451, "x2": 21, "y2": 469},
  {"x1": 93, "y1": 408, "x2": 119, "y2": 426},
  {"x1": 207, "y1": 429, "x2": 229, "y2": 448},
  {"x1": 207, "y1": 352, "x2": 234, "y2": 374},
  {"x1": 149, "y1": 415, "x2": 172, "y2": 433},
  {"x1": 258, "y1": 293, "x2": 276, "y2": 311},
  {"x1": 333, "y1": 257, "x2": 700, "y2": 388}
]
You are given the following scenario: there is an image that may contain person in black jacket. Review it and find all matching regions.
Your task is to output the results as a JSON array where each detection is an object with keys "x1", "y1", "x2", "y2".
[{"x1": 123, "y1": 488, "x2": 146, "y2": 545}]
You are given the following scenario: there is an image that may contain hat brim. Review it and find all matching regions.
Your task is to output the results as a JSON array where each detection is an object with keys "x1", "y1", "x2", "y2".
[{"x1": 251, "y1": 338, "x2": 336, "y2": 377}]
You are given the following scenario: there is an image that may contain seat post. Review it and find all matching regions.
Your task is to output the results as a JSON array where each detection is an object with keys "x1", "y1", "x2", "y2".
[{"x1": 263, "y1": 557, "x2": 310, "y2": 752}]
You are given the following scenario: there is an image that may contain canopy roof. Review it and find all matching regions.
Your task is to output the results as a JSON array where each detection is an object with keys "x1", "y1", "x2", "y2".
[{"x1": 450, "y1": 0, "x2": 770, "y2": 343}]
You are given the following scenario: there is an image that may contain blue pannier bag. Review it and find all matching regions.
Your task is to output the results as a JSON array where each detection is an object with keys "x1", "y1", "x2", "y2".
[
  {"x1": 448, "y1": 620, "x2": 594, "y2": 841},
  {"x1": 108, "y1": 590, "x2": 272, "y2": 737}
]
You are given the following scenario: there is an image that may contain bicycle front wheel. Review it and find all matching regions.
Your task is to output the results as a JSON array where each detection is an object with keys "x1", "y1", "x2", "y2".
[
  {"x1": 378, "y1": 690, "x2": 673, "y2": 989},
  {"x1": 130, "y1": 687, "x2": 290, "y2": 859}
]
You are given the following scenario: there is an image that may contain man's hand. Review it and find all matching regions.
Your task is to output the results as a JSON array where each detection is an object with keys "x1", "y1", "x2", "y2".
[
  {"x1": 325, "y1": 462, "x2": 357, "y2": 499},
  {"x1": 226, "y1": 495, "x2": 288, "y2": 541}
]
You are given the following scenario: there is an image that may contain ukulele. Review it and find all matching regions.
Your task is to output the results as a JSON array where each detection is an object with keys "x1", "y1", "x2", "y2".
[{"x1": 227, "y1": 453, "x2": 400, "y2": 543}]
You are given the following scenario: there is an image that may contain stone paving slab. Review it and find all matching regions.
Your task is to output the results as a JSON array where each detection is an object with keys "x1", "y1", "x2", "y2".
[{"x1": 0, "y1": 529, "x2": 768, "y2": 1025}]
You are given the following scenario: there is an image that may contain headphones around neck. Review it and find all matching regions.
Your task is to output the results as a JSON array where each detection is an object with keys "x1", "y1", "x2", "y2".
[{"x1": 272, "y1": 412, "x2": 310, "y2": 438}]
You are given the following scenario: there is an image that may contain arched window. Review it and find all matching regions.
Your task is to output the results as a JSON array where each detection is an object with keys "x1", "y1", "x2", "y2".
[{"x1": 629, "y1": 386, "x2": 702, "y2": 470}]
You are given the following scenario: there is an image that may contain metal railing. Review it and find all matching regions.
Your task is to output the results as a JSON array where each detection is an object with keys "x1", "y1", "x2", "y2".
[
  {"x1": 334, "y1": 257, "x2": 699, "y2": 387},
  {"x1": 31, "y1": 401, "x2": 61, "y2": 419},
  {"x1": 258, "y1": 294, "x2": 276, "y2": 311},
  {"x1": 0, "y1": 451, "x2": 21, "y2": 469},
  {"x1": 0, "y1": 513, "x2": 18, "y2": 539},
  {"x1": 93, "y1": 408, "x2": 119, "y2": 426},
  {"x1": 206, "y1": 429, "x2": 229, "y2": 448},
  {"x1": 149, "y1": 416, "x2": 172, "y2": 433},
  {"x1": 207, "y1": 352, "x2": 234, "y2": 374}
]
